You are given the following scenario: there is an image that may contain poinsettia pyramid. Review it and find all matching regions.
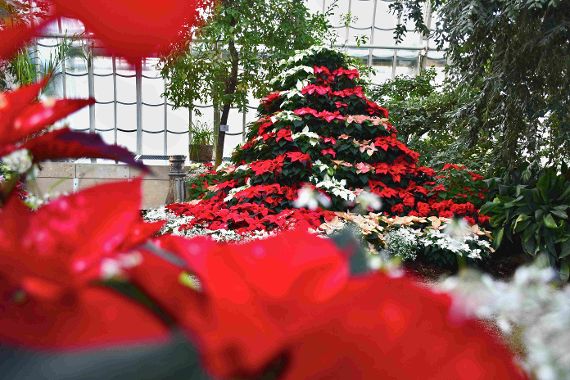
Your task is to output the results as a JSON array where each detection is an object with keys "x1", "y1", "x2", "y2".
[{"x1": 168, "y1": 46, "x2": 484, "y2": 234}]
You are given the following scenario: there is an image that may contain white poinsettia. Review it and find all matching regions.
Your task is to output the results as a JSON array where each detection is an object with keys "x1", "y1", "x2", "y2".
[
  {"x1": 313, "y1": 160, "x2": 330, "y2": 173},
  {"x1": 270, "y1": 110, "x2": 301, "y2": 123},
  {"x1": 440, "y1": 261, "x2": 570, "y2": 380},
  {"x1": 270, "y1": 65, "x2": 313, "y2": 86},
  {"x1": 281, "y1": 88, "x2": 304, "y2": 99},
  {"x1": 280, "y1": 89, "x2": 305, "y2": 109},
  {"x1": 1, "y1": 149, "x2": 32, "y2": 174},
  {"x1": 293, "y1": 185, "x2": 331, "y2": 210},
  {"x1": 292, "y1": 127, "x2": 320, "y2": 146},
  {"x1": 385, "y1": 227, "x2": 420, "y2": 261},
  {"x1": 355, "y1": 190, "x2": 382, "y2": 211},
  {"x1": 312, "y1": 174, "x2": 356, "y2": 202}
]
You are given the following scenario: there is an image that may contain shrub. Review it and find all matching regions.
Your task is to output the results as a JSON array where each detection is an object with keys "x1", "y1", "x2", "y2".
[{"x1": 481, "y1": 166, "x2": 570, "y2": 279}]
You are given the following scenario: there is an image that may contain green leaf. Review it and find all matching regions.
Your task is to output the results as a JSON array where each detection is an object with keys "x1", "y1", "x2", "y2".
[
  {"x1": 0, "y1": 333, "x2": 213, "y2": 380},
  {"x1": 494, "y1": 227, "x2": 505, "y2": 249},
  {"x1": 560, "y1": 239, "x2": 570, "y2": 259},
  {"x1": 513, "y1": 213, "x2": 529, "y2": 230},
  {"x1": 544, "y1": 213, "x2": 558, "y2": 229},
  {"x1": 521, "y1": 237, "x2": 537, "y2": 256},
  {"x1": 551, "y1": 209, "x2": 568, "y2": 219}
]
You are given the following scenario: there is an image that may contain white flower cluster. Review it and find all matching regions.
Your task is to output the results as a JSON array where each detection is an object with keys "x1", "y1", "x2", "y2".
[
  {"x1": 385, "y1": 228, "x2": 419, "y2": 261},
  {"x1": 278, "y1": 45, "x2": 330, "y2": 68},
  {"x1": 291, "y1": 127, "x2": 320, "y2": 146},
  {"x1": 269, "y1": 65, "x2": 314, "y2": 87},
  {"x1": 355, "y1": 190, "x2": 382, "y2": 211},
  {"x1": 1, "y1": 149, "x2": 32, "y2": 174},
  {"x1": 441, "y1": 262, "x2": 570, "y2": 380},
  {"x1": 381, "y1": 221, "x2": 491, "y2": 263},
  {"x1": 144, "y1": 207, "x2": 193, "y2": 235},
  {"x1": 421, "y1": 229, "x2": 490, "y2": 260},
  {"x1": 313, "y1": 160, "x2": 331, "y2": 174},
  {"x1": 180, "y1": 226, "x2": 276, "y2": 243},
  {"x1": 143, "y1": 207, "x2": 275, "y2": 243},
  {"x1": 186, "y1": 162, "x2": 210, "y2": 176},
  {"x1": 270, "y1": 110, "x2": 301, "y2": 124},
  {"x1": 293, "y1": 185, "x2": 331, "y2": 210},
  {"x1": 311, "y1": 175, "x2": 356, "y2": 202}
]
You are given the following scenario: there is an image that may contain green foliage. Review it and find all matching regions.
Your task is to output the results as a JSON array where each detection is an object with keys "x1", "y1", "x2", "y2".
[
  {"x1": 371, "y1": 69, "x2": 492, "y2": 169},
  {"x1": 160, "y1": 0, "x2": 331, "y2": 112},
  {"x1": 8, "y1": 40, "x2": 71, "y2": 86},
  {"x1": 481, "y1": 165, "x2": 570, "y2": 279},
  {"x1": 0, "y1": 0, "x2": 56, "y2": 89},
  {"x1": 190, "y1": 121, "x2": 213, "y2": 146},
  {"x1": 390, "y1": 0, "x2": 570, "y2": 172}
]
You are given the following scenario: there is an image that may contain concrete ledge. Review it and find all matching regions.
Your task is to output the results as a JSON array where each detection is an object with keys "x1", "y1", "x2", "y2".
[{"x1": 33, "y1": 162, "x2": 179, "y2": 209}]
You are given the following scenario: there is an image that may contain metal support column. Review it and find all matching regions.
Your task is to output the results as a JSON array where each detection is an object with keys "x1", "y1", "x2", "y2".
[
  {"x1": 163, "y1": 100, "x2": 168, "y2": 156},
  {"x1": 368, "y1": 0, "x2": 378, "y2": 67},
  {"x1": 391, "y1": 15, "x2": 402, "y2": 79},
  {"x1": 87, "y1": 43, "x2": 96, "y2": 162},
  {"x1": 418, "y1": 2, "x2": 433, "y2": 74},
  {"x1": 112, "y1": 56, "x2": 118, "y2": 145},
  {"x1": 189, "y1": 107, "x2": 193, "y2": 145},
  {"x1": 57, "y1": 18, "x2": 67, "y2": 99},
  {"x1": 135, "y1": 63, "x2": 143, "y2": 155},
  {"x1": 87, "y1": 43, "x2": 95, "y2": 133}
]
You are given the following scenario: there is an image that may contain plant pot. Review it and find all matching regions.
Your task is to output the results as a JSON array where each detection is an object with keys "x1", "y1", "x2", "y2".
[{"x1": 189, "y1": 144, "x2": 213, "y2": 162}]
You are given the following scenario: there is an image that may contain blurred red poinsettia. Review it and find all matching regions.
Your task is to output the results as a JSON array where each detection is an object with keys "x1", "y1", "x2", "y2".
[
  {"x1": 0, "y1": 0, "x2": 212, "y2": 65},
  {"x1": 0, "y1": 180, "x2": 168, "y2": 349},
  {"x1": 131, "y1": 230, "x2": 528, "y2": 380},
  {"x1": 0, "y1": 179, "x2": 162, "y2": 286},
  {"x1": 0, "y1": 80, "x2": 145, "y2": 169}
]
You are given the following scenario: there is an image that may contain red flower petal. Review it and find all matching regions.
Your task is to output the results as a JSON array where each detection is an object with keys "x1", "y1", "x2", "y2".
[
  {"x1": 13, "y1": 98, "x2": 94, "y2": 136},
  {"x1": 0, "y1": 284, "x2": 169, "y2": 350},
  {"x1": 0, "y1": 79, "x2": 47, "y2": 146},
  {"x1": 0, "y1": 20, "x2": 44, "y2": 60},
  {"x1": 23, "y1": 127, "x2": 147, "y2": 171},
  {"x1": 0, "y1": 179, "x2": 150, "y2": 285},
  {"x1": 282, "y1": 274, "x2": 526, "y2": 380},
  {"x1": 52, "y1": 0, "x2": 209, "y2": 64}
]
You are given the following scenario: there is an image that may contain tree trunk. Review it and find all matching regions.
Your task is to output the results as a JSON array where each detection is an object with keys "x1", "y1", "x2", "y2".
[{"x1": 213, "y1": 101, "x2": 220, "y2": 161}]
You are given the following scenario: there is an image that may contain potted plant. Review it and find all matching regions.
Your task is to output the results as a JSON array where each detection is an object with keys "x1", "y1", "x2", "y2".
[{"x1": 189, "y1": 121, "x2": 214, "y2": 162}]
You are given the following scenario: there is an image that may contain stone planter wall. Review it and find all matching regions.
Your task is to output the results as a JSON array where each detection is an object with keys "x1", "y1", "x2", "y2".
[{"x1": 32, "y1": 162, "x2": 173, "y2": 209}]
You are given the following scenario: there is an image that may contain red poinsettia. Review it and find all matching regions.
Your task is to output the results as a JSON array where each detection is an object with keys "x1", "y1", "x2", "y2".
[
  {"x1": 275, "y1": 128, "x2": 293, "y2": 142},
  {"x1": 313, "y1": 66, "x2": 334, "y2": 83},
  {"x1": 0, "y1": 81, "x2": 143, "y2": 169},
  {"x1": 321, "y1": 148, "x2": 336, "y2": 158},
  {"x1": 131, "y1": 231, "x2": 526, "y2": 380},
  {"x1": 302, "y1": 84, "x2": 331, "y2": 96},
  {"x1": 0, "y1": 180, "x2": 168, "y2": 349},
  {"x1": 332, "y1": 86, "x2": 365, "y2": 99},
  {"x1": 332, "y1": 67, "x2": 360, "y2": 80},
  {"x1": 0, "y1": 1, "x2": 211, "y2": 65},
  {"x1": 0, "y1": 179, "x2": 161, "y2": 285}
]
